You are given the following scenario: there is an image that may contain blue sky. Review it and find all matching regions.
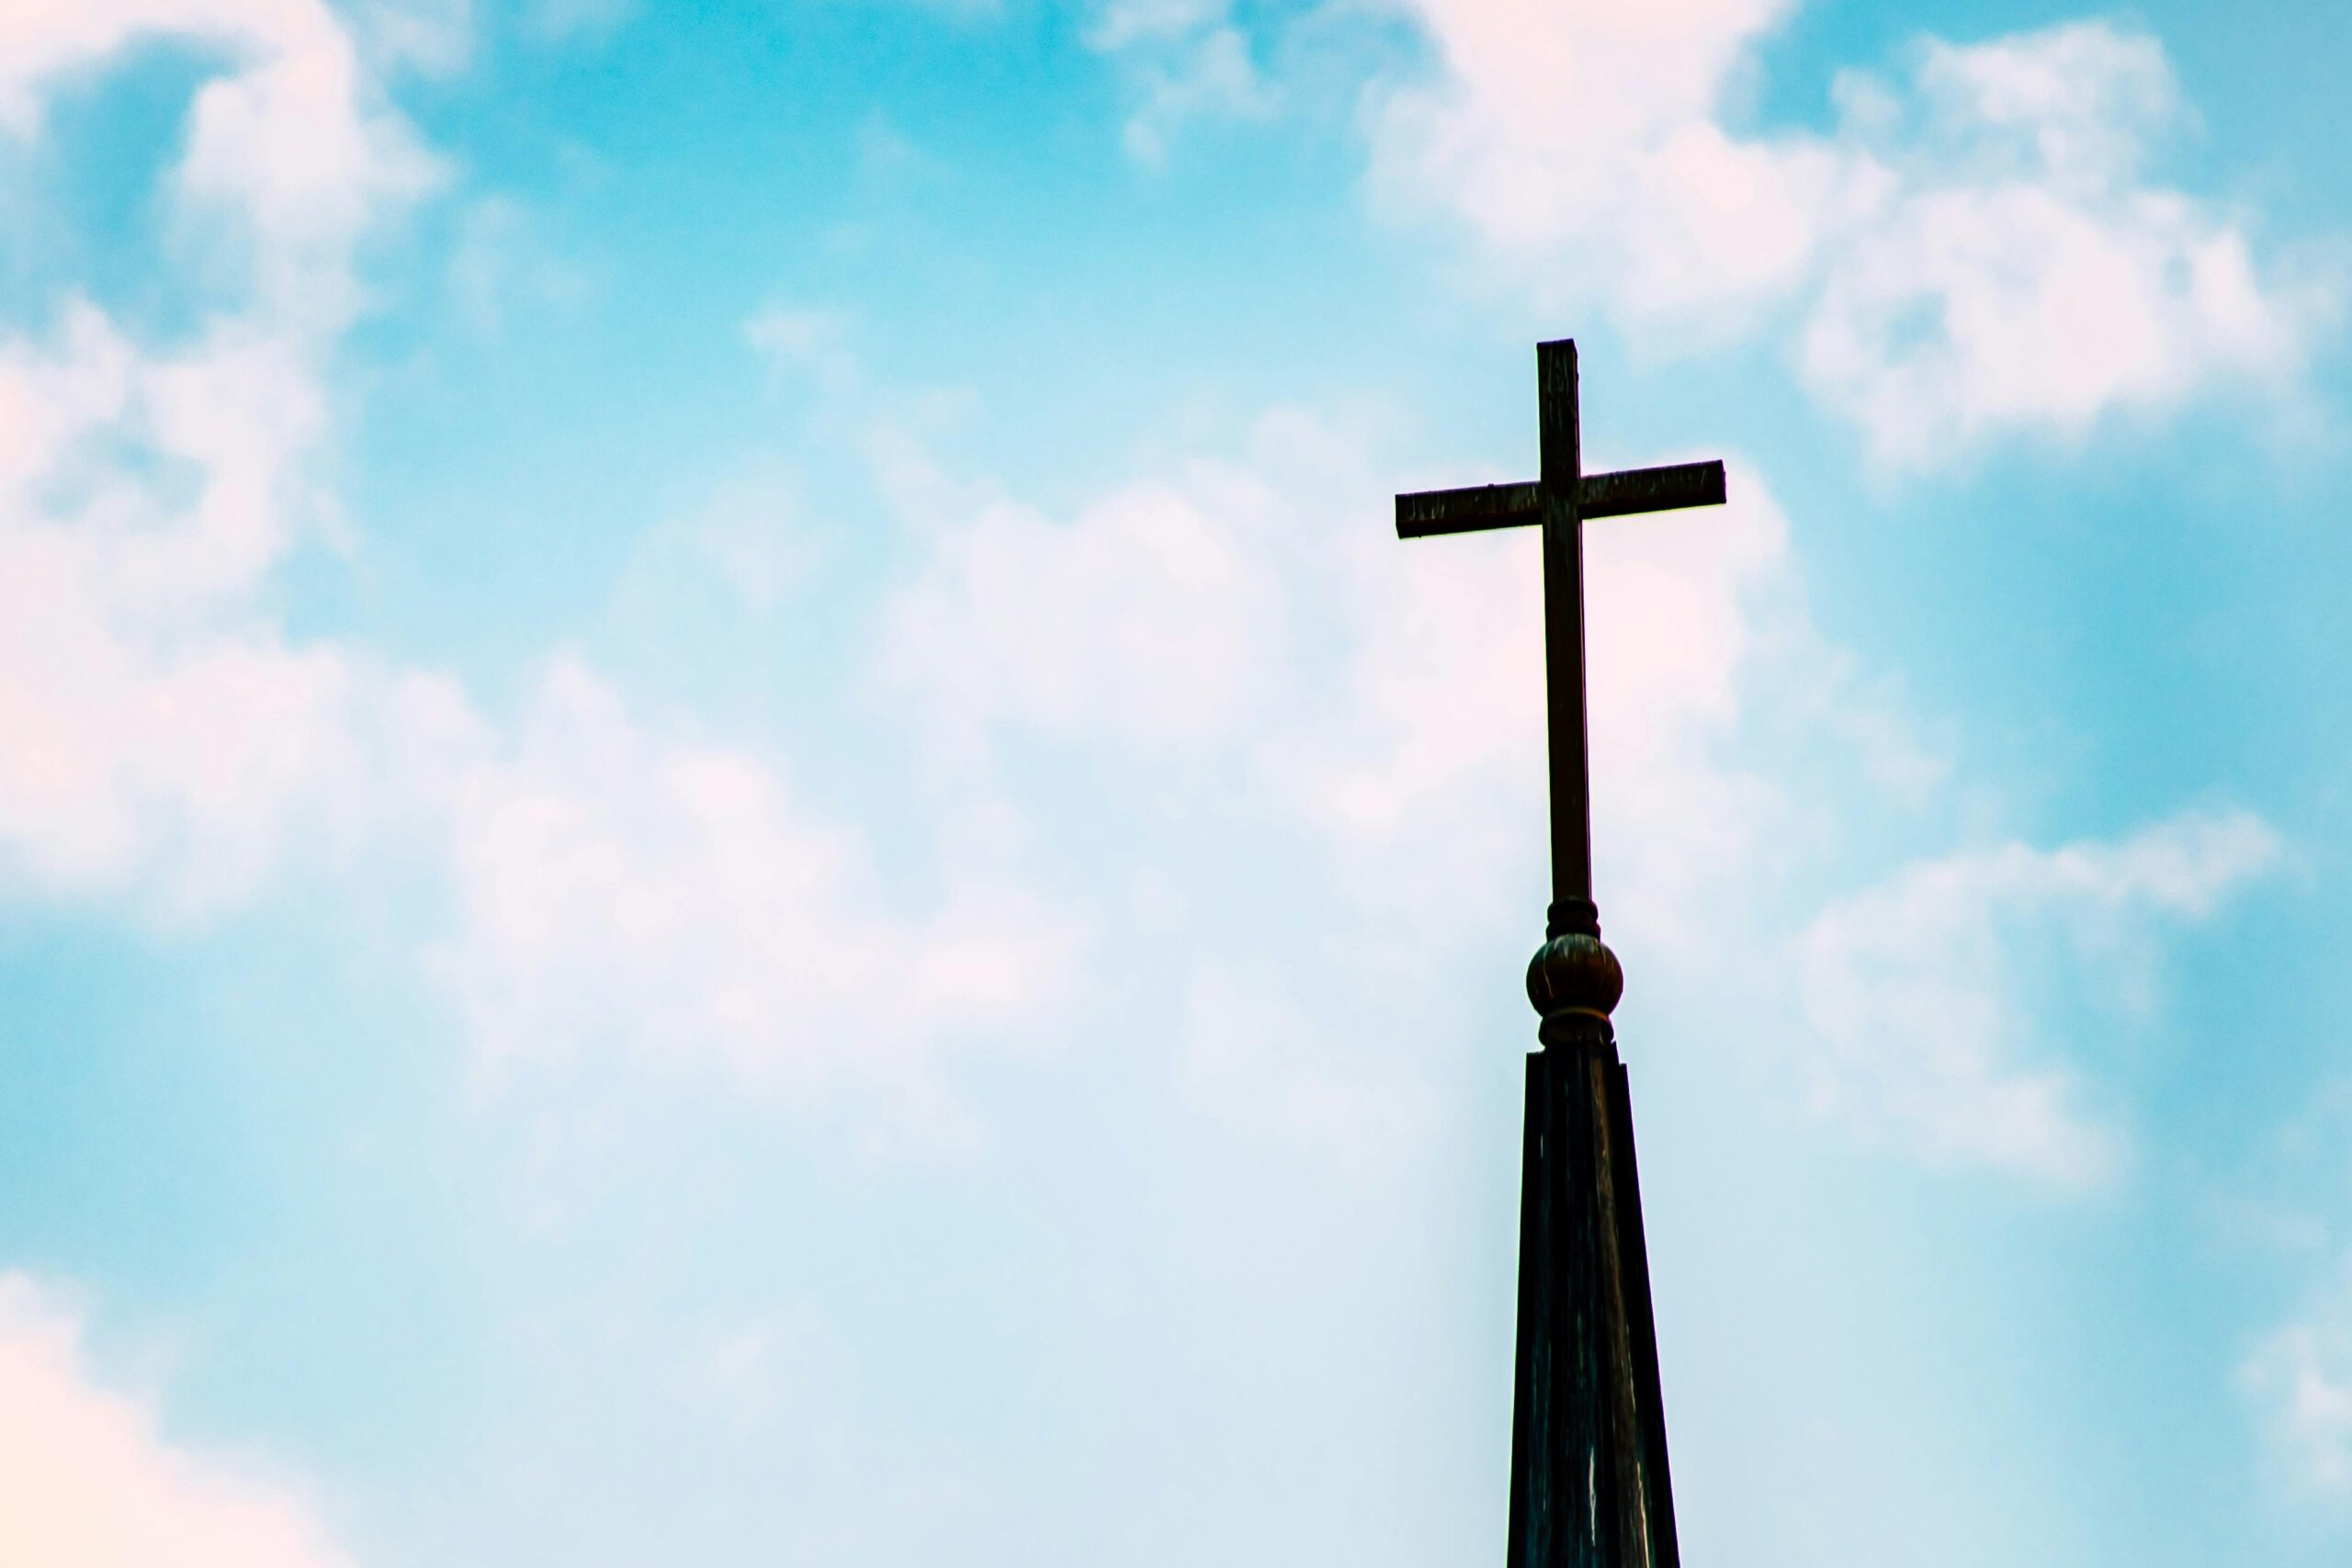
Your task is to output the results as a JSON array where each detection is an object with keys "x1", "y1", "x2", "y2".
[{"x1": 0, "y1": 0, "x2": 2347, "y2": 1562}]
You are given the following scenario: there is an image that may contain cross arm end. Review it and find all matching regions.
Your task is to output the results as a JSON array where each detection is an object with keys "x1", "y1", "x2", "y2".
[
  {"x1": 1577, "y1": 459, "x2": 1726, "y2": 519},
  {"x1": 1395, "y1": 480, "x2": 1544, "y2": 539}
]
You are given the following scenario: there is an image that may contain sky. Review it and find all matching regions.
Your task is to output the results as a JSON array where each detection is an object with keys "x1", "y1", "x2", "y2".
[{"x1": 0, "y1": 0, "x2": 2349, "y2": 1562}]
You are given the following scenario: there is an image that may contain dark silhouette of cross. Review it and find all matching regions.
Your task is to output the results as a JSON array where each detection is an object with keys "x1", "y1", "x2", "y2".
[{"x1": 1396, "y1": 338, "x2": 1724, "y2": 1568}]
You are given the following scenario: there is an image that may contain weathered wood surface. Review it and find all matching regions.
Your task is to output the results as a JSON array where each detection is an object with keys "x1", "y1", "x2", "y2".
[
  {"x1": 1394, "y1": 462, "x2": 1726, "y2": 538},
  {"x1": 1537, "y1": 340, "x2": 1594, "y2": 928},
  {"x1": 1509, "y1": 1025, "x2": 1674, "y2": 1568},
  {"x1": 1396, "y1": 480, "x2": 1544, "y2": 537},
  {"x1": 1579, "y1": 460, "x2": 1724, "y2": 521},
  {"x1": 1607, "y1": 1060, "x2": 1679, "y2": 1568}
]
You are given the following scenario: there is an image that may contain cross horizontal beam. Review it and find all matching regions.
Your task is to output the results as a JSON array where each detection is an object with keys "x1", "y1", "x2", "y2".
[{"x1": 1395, "y1": 458, "x2": 1726, "y2": 539}]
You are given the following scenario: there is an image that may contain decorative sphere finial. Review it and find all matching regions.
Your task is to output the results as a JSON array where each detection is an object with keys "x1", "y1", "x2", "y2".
[{"x1": 1526, "y1": 930, "x2": 1623, "y2": 1021}]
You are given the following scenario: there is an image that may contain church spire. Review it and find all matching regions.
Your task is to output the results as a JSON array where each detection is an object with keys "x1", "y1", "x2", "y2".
[{"x1": 1395, "y1": 339, "x2": 1724, "y2": 1566}]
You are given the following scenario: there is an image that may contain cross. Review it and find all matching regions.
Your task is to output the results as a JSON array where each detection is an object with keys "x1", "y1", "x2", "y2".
[
  {"x1": 1396, "y1": 338, "x2": 1724, "y2": 942},
  {"x1": 1396, "y1": 338, "x2": 1724, "y2": 1568}
]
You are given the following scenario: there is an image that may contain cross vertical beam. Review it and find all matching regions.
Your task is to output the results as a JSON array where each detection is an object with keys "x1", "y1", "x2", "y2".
[
  {"x1": 1394, "y1": 339, "x2": 1725, "y2": 1568},
  {"x1": 1538, "y1": 340, "x2": 1595, "y2": 939}
]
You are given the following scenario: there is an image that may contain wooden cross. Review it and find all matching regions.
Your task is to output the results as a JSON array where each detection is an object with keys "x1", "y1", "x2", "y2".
[
  {"x1": 1396, "y1": 338, "x2": 1724, "y2": 942},
  {"x1": 1395, "y1": 339, "x2": 1724, "y2": 1568}
]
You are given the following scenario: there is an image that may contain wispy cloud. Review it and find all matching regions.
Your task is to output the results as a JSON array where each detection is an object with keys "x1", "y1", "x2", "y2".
[
  {"x1": 427, "y1": 658, "x2": 1085, "y2": 1137},
  {"x1": 2245, "y1": 1260, "x2": 2352, "y2": 1504},
  {"x1": 1083, "y1": 0, "x2": 1277, "y2": 164},
  {"x1": 1798, "y1": 808, "x2": 2282, "y2": 1190},
  {"x1": 878, "y1": 458, "x2": 1292, "y2": 759}
]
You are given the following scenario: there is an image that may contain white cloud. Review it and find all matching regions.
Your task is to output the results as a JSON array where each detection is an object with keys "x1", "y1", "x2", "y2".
[
  {"x1": 1894, "y1": 21, "x2": 2177, "y2": 187},
  {"x1": 0, "y1": 0, "x2": 441, "y2": 331},
  {"x1": 0, "y1": 2, "x2": 443, "y2": 907},
  {"x1": 1797, "y1": 808, "x2": 2281, "y2": 1190},
  {"x1": 744, "y1": 301, "x2": 861, "y2": 393},
  {"x1": 350, "y1": 0, "x2": 474, "y2": 77},
  {"x1": 1364, "y1": 9, "x2": 2330, "y2": 461},
  {"x1": 1090, "y1": 0, "x2": 1229, "y2": 50},
  {"x1": 1801, "y1": 181, "x2": 2298, "y2": 462},
  {"x1": 0, "y1": 8, "x2": 1082, "y2": 1127},
  {"x1": 2244, "y1": 1263, "x2": 2352, "y2": 1502},
  {"x1": 614, "y1": 457, "x2": 815, "y2": 615},
  {"x1": 1368, "y1": 0, "x2": 1838, "y2": 321},
  {"x1": 176, "y1": 27, "x2": 439, "y2": 322},
  {"x1": 1800, "y1": 26, "x2": 2324, "y2": 462},
  {"x1": 1084, "y1": 0, "x2": 1275, "y2": 164},
  {"x1": 879, "y1": 460, "x2": 1291, "y2": 758},
  {"x1": 428, "y1": 659, "x2": 1084, "y2": 1131},
  {"x1": 0, "y1": 304, "x2": 375, "y2": 914},
  {"x1": 447, "y1": 197, "x2": 596, "y2": 333},
  {"x1": 0, "y1": 1274, "x2": 359, "y2": 1568}
]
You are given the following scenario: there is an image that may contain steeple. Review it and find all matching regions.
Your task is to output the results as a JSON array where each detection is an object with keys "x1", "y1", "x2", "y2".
[{"x1": 1394, "y1": 339, "x2": 1724, "y2": 1565}]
